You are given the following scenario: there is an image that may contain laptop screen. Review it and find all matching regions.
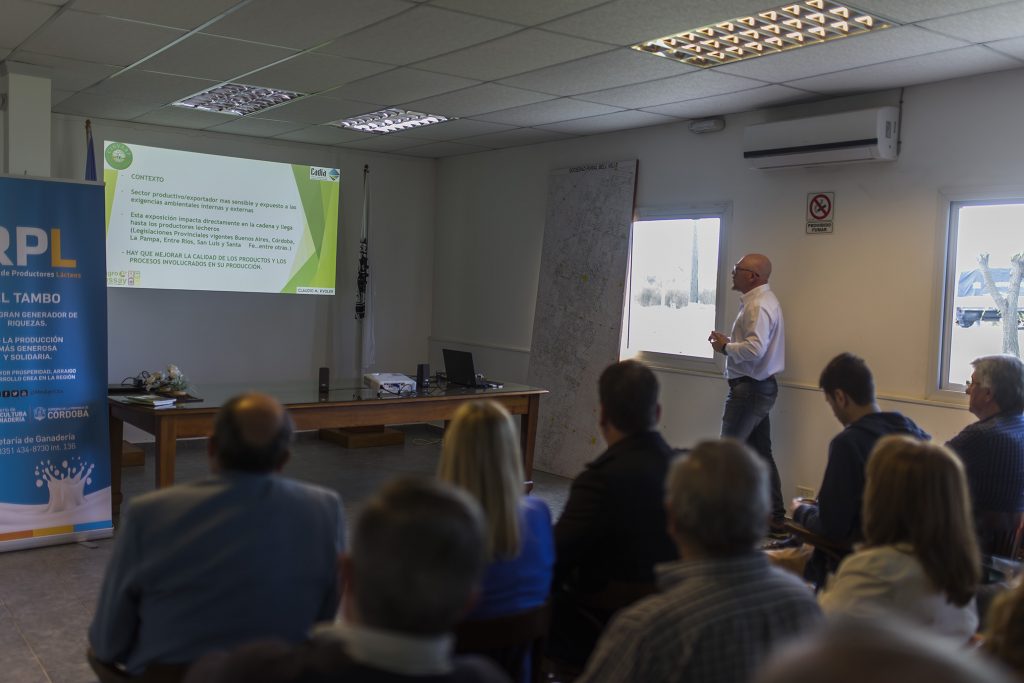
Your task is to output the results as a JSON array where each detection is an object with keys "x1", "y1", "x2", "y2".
[{"x1": 442, "y1": 348, "x2": 478, "y2": 387}]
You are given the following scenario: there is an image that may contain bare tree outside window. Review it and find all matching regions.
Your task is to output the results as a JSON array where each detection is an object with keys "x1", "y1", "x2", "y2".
[{"x1": 976, "y1": 251, "x2": 1024, "y2": 357}]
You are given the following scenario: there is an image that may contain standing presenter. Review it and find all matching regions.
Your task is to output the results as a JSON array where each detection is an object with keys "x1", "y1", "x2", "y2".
[{"x1": 708, "y1": 253, "x2": 786, "y2": 529}]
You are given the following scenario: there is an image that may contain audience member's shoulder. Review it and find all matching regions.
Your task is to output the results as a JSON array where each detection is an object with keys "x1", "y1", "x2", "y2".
[
  {"x1": 274, "y1": 476, "x2": 341, "y2": 505},
  {"x1": 764, "y1": 562, "x2": 820, "y2": 600},
  {"x1": 521, "y1": 495, "x2": 551, "y2": 521}
]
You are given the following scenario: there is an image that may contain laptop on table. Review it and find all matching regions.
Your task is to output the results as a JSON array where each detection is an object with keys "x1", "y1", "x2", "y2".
[{"x1": 442, "y1": 348, "x2": 503, "y2": 389}]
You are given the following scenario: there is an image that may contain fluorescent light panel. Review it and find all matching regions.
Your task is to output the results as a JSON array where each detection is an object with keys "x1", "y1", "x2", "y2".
[
  {"x1": 328, "y1": 108, "x2": 452, "y2": 134},
  {"x1": 632, "y1": 1, "x2": 891, "y2": 68},
  {"x1": 173, "y1": 83, "x2": 304, "y2": 116}
]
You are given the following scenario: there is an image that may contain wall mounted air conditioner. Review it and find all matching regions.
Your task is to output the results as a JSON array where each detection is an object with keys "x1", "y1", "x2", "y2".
[{"x1": 742, "y1": 106, "x2": 899, "y2": 170}]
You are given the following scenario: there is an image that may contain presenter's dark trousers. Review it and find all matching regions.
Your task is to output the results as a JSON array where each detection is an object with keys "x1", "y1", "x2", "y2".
[{"x1": 721, "y1": 375, "x2": 785, "y2": 522}]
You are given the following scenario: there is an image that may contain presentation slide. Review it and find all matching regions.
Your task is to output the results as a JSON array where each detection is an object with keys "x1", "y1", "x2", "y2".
[{"x1": 104, "y1": 141, "x2": 339, "y2": 295}]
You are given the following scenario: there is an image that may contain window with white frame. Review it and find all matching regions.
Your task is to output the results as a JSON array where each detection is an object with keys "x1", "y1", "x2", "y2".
[
  {"x1": 621, "y1": 207, "x2": 726, "y2": 367},
  {"x1": 941, "y1": 198, "x2": 1024, "y2": 388}
]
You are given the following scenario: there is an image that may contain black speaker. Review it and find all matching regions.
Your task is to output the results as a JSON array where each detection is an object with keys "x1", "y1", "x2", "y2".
[
  {"x1": 416, "y1": 363, "x2": 429, "y2": 392},
  {"x1": 318, "y1": 367, "x2": 330, "y2": 393}
]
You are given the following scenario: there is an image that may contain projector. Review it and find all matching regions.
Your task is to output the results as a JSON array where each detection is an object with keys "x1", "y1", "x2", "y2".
[{"x1": 363, "y1": 372, "x2": 416, "y2": 394}]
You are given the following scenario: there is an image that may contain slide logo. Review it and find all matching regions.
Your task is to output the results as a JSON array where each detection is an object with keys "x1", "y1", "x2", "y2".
[
  {"x1": 105, "y1": 142, "x2": 133, "y2": 170},
  {"x1": 309, "y1": 167, "x2": 340, "y2": 182}
]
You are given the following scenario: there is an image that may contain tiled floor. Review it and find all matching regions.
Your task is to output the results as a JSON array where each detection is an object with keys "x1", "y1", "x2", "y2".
[{"x1": 0, "y1": 426, "x2": 573, "y2": 682}]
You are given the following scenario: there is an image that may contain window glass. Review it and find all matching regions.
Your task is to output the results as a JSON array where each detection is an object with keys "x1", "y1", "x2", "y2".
[
  {"x1": 622, "y1": 216, "x2": 722, "y2": 361},
  {"x1": 944, "y1": 200, "x2": 1024, "y2": 386}
]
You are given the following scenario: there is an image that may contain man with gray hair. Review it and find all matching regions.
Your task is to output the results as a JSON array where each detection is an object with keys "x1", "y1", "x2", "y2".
[
  {"x1": 577, "y1": 439, "x2": 820, "y2": 683},
  {"x1": 89, "y1": 393, "x2": 346, "y2": 677},
  {"x1": 186, "y1": 477, "x2": 509, "y2": 683},
  {"x1": 947, "y1": 354, "x2": 1024, "y2": 554}
]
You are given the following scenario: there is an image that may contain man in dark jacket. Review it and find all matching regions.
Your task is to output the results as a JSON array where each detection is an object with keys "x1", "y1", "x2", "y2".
[
  {"x1": 547, "y1": 360, "x2": 678, "y2": 670},
  {"x1": 792, "y1": 353, "x2": 929, "y2": 585}
]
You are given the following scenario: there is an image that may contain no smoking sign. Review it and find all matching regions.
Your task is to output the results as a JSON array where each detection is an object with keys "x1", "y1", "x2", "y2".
[{"x1": 806, "y1": 192, "x2": 834, "y2": 234}]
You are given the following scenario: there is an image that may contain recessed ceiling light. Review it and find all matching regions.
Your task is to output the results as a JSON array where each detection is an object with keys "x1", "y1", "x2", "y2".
[
  {"x1": 328, "y1": 108, "x2": 453, "y2": 134},
  {"x1": 173, "y1": 83, "x2": 304, "y2": 116},
  {"x1": 632, "y1": 1, "x2": 891, "y2": 68}
]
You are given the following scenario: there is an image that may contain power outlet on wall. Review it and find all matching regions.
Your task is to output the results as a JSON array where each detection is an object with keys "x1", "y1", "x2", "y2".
[{"x1": 795, "y1": 485, "x2": 816, "y2": 500}]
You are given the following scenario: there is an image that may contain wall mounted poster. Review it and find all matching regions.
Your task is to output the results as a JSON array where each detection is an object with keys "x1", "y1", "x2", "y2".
[{"x1": 0, "y1": 176, "x2": 112, "y2": 552}]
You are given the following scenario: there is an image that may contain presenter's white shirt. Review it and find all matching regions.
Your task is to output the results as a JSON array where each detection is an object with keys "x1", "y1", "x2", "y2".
[{"x1": 724, "y1": 283, "x2": 785, "y2": 380}]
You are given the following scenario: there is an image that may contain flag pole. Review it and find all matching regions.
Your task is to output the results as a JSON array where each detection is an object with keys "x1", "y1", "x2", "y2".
[
  {"x1": 84, "y1": 120, "x2": 97, "y2": 181},
  {"x1": 355, "y1": 164, "x2": 370, "y2": 375}
]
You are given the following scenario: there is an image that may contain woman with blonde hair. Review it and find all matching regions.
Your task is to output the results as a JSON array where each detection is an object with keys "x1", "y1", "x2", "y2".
[
  {"x1": 819, "y1": 435, "x2": 981, "y2": 640},
  {"x1": 438, "y1": 400, "x2": 554, "y2": 621}
]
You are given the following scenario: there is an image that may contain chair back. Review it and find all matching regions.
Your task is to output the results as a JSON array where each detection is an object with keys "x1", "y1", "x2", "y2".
[
  {"x1": 978, "y1": 510, "x2": 1024, "y2": 560},
  {"x1": 455, "y1": 603, "x2": 549, "y2": 683}
]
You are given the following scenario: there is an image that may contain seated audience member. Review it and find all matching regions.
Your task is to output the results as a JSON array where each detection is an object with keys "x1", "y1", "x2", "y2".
[
  {"x1": 577, "y1": 439, "x2": 821, "y2": 682},
  {"x1": 947, "y1": 355, "x2": 1024, "y2": 555},
  {"x1": 89, "y1": 393, "x2": 345, "y2": 677},
  {"x1": 793, "y1": 353, "x2": 928, "y2": 584},
  {"x1": 439, "y1": 400, "x2": 554, "y2": 620},
  {"x1": 819, "y1": 436, "x2": 981, "y2": 641},
  {"x1": 438, "y1": 400, "x2": 554, "y2": 679},
  {"x1": 984, "y1": 579, "x2": 1024, "y2": 680},
  {"x1": 548, "y1": 360, "x2": 679, "y2": 669},
  {"x1": 185, "y1": 477, "x2": 509, "y2": 683},
  {"x1": 757, "y1": 616, "x2": 1013, "y2": 683}
]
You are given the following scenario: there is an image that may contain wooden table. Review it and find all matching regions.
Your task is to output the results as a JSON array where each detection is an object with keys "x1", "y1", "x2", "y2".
[{"x1": 108, "y1": 381, "x2": 547, "y2": 514}]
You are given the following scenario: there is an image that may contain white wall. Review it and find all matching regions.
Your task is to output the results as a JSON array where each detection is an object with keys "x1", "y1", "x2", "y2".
[
  {"x1": 431, "y1": 67, "x2": 1024, "y2": 490},
  {"x1": 48, "y1": 114, "x2": 435, "y2": 418}
]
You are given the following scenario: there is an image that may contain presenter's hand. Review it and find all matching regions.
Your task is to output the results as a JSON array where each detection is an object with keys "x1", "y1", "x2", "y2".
[{"x1": 708, "y1": 331, "x2": 729, "y2": 353}]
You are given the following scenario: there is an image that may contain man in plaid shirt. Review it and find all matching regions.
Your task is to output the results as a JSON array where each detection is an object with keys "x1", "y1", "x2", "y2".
[{"x1": 577, "y1": 439, "x2": 820, "y2": 683}]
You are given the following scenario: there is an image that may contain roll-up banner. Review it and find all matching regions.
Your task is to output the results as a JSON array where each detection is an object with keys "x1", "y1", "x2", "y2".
[{"x1": 0, "y1": 175, "x2": 111, "y2": 552}]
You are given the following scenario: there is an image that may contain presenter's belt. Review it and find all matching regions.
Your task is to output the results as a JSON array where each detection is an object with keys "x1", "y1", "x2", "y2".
[{"x1": 728, "y1": 374, "x2": 776, "y2": 387}]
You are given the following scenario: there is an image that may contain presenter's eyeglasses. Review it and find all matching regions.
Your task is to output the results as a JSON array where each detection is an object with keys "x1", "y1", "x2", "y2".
[{"x1": 732, "y1": 266, "x2": 757, "y2": 276}]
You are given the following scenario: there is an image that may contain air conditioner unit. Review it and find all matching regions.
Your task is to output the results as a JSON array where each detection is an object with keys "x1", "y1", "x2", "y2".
[{"x1": 742, "y1": 106, "x2": 899, "y2": 170}]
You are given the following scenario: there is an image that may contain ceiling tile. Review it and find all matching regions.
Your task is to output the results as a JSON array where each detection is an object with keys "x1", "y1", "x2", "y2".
[
  {"x1": 459, "y1": 127, "x2": 573, "y2": 148},
  {"x1": 498, "y1": 48, "x2": 696, "y2": 96},
  {"x1": 132, "y1": 106, "x2": 237, "y2": 129},
  {"x1": 397, "y1": 140, "x2": 491, "y2": 157},
  {"x1": 258, "y1": 95, "x2": 378, "y2": 124},
  {"x1": 575, "y1": 70, "x2": 763, "y2": 108},
  {"x1": 0, "y1": 48, "x2": 8, "y2": 61},
  {"x1": 540, "y1": 0, "x2": 773, "y2": 45},
  {"x1": 245, "y1": 53, "x2": 392, "y2": 94},
  {"x1": 919, "y1": 2, "x2": 1024, "y2": 43},
  {"x1": 854, "y1": 0, "x2": 1016, "y2": 23},
  {"x1": 52, "y1": 92, "x2": 159, "y2": 120},
  {"x1": 340, "y1": 135, "x2": 426, "y2": 152},
  {"x1": 71, "y1": 0, "x2": 238, "y2": 30},
  {"x1": 0, "y1": 0, "x2": 57, "y2": 49},
  {"x1": 20, "y1": 10, "x2": 185, "y2": 65},
  {"x1": 537, "y1": 109, "x2": 678, "y2": 135},
  {"x1": 315, "y1": 6, "x2": 519, "y2": 66},
  {"x1": 988, "y1": 35, "x2": 1024, "y2": 59},
  {"x1": 475, "y1": 98, "x2": 622, "y2": 126},
  {"x1": 139, "y1": 34, "x2": 297, "y2": 82},
  {"x1": 388, "y1": 118, "x2": 515, "y2": 141},
  {"x1": 7, "y1": 52, "x2": 120, "y2": 91},
  {"x1": 205, "y1": 0, "x2": 412, "y2": 50},
  {"x1": 431, "y1": 0, "x2": 612, "y2": 26},
  {"x1": 403, "y1": 83, "x2": 555, "y2": 117},
  {"x1": 84, "y1": 70, "x2": 217, "y2": 104},
  {"x1": 328, "y1": 68, "x2": 480, "y2": 106},
  {"x1": 640, "y1": 85, "x2": 814, "y2": 119},
  {"x1": 713, "y1": 26, "x2": 969, "y2": 83},
  {"x1": 276, "y1": 126, "x2": 373, "y2": 144},
  {"x1": 787, "y1": 45, "x2": 1023, "y2": 94},
  {"x1": 207, "y1": 117, "x2": 307, "y2": 137},
  {"x1": 418, "y1": 29, "x2": 612, "y2": 81}
]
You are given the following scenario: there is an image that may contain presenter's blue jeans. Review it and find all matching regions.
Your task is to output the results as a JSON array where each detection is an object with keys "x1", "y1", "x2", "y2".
[{"x1": 721, "y1": 376, "x2": 786, "y2": 522}]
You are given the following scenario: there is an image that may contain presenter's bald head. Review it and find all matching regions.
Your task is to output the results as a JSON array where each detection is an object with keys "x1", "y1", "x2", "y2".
[
  {"x1": 210, "y1": 392, "x2": 294, "y2": 473},
  {"x1": 731, "y1": 253, "x2": 772, "y2": 293}
]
